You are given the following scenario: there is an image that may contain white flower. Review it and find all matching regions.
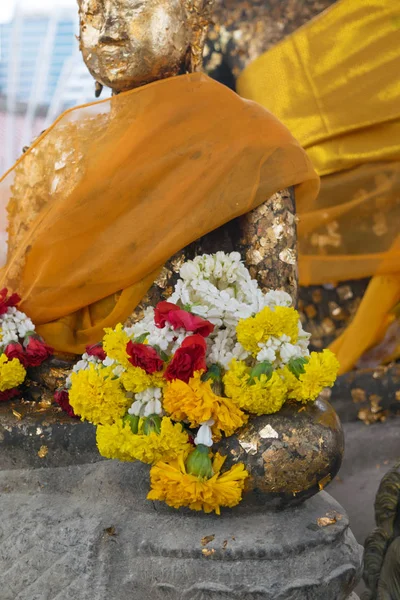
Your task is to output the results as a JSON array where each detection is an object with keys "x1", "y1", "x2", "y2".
[
  {"x1": 263, "y1": 290, "x2": 293, "y2": 308},
  {"x1": 194, "y1": 420, "x2": 214, "y2": 447},
  {"x1": 256, "y1": 346, "x2": 276, "y2": 363},
  {"x1": 280, "y1": 342, "x2": 303, "y2": 364},
  {"x1": 103, "y1": 356, "x2": 115, "y2": 367},
  {"x1": 143, "y1": 398, "x2": 162, "y2": 417},
  {"x1": 129, "y1": 387, "x2": 163, "y2": 417},
  {"x1": 128, "y1": 399, "x2": 144, "y2": 416},
  {"x1": 206, "y1": 327, "x2": 249, "y2": 369},
  {"x1": 112, "y1": 365, "x2": 125, "y2": 377},
  {"x1": 0, "y1": 306, "x2": 36, "y2": 348}
]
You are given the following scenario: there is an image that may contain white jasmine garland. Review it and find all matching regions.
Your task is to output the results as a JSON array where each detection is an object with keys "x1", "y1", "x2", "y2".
[
  {"x1": 256, "y1": 331, "x2": 310, "y2": 369},
  {"x1": 206, "y1": 327, "x2": 249, "y2": 369},
  {"x1": 170, "y1": 252, "x2": 293, "y2": 330},
  {"x1": 0, "y1": 306, "x2": 35, "y2": 348}
]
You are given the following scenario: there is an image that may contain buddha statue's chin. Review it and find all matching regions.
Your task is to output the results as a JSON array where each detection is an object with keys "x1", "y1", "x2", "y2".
[
  {"x1": 78, "y1": 0, "x2": 191, "y2": 93},
  {"x1": 83, "y1": 52, "x2": 187, "y2": 94}
]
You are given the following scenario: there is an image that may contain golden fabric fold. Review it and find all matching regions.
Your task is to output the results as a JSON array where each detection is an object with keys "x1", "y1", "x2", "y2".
[
  {"x1": 237, "y1": 0, "x2": 400, "y2": 373},
  {"x1": 0, "y1": 72, "x2": 318, "y2": 354}
]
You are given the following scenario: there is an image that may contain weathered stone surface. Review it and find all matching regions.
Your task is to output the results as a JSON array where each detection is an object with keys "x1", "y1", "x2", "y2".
[
  {"x1": 0, "y1": 397, "x2": 97, "y2": 470},
  {"x1": 0, "y1": 460, "x2": 362, "y2": 600}
]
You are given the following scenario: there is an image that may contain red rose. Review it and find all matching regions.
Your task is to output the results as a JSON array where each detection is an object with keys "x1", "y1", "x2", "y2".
[
  {"x1": 54, "y1": 389, "x2": 78, "y2": 418},
  {"x1": 25, "y1": 336, "x2": 53, "y2": 367},
  {"x1": 126, "y1": 342, "x2": 164, "y2": 374},
  {"x1": 165, "y1": 334, "x2": 207, "y2": 383},
  {"x1": 0, "y1": 288, "x2": 21, "y2": 316},
  {"x1": 154, "y1": 301, "x2": 180, "y2": 328},
  {"x1": 154, "y1": 300, "x2": 214, "y2": 337},
  {"x1": 86, "y1": 343, "x2": 106, "y2": 361},
  {"x1": 0, "y1": 388, "x2": 20, "y2": 402},
  {"x1": 167, "y1": 310, "x2": 214, "y2": 337},
  {"x1": 5, "y1": 342, "x2": 28, "y2": 367}
]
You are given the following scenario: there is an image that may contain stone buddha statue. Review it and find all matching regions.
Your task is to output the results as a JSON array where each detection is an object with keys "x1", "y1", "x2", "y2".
[{"x1": 6, "y1": 0, "x2": 343, "y2": 507}]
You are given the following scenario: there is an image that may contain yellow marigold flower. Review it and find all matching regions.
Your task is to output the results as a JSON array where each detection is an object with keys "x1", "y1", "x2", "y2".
[
  {"x1": 148, "y1": 452, "x2": 249, "y2": 514},
  {"x1": 223, "y1": 359, "x2": 287, "y2": 416},
  {"x1": 236, "y1": 306, "x2": 299, "y2": 356},
  {"x1": 0, "y1": 353, "x2": 26, "y2": 391},
  {"x1": 121, "y1": 365, "x2": 165, "y2": 394},
  {"x1": 69, "y1": 364, "x2": 130, "y2": 425},
  {"x1": 96, "y1": 417, "x2": 190, "y2": 464},
  {"x1": 163, "y1": 371, "x2": 247, "y2": 438},
  {"x1": 283, "y1": 349, "x2": 339, "y2": 403},
  {"x1": 103, "y1": 323, "x2": 131, "y2": 368}
]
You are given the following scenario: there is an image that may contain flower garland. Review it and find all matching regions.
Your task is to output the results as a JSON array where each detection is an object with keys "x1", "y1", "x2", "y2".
[
  {"x1": 0, "y1": 288, "x2": 53, "y2": 401},
  {"x1": 62, "y1": 252, "x2": 339, "y2": 514}
]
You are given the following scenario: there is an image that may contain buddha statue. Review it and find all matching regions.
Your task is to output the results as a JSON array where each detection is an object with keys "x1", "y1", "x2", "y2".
[{"x1": 0, "y1": 0, "x2": 343, "y2": 506}]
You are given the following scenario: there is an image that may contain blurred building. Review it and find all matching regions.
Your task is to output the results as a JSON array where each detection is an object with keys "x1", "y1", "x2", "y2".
[{"x1": 0, "y1": 2, "x2": 107, "y2": 172}]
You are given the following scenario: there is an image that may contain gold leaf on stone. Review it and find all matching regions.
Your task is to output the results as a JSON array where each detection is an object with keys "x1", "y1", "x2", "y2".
[
  {"x1": 38, "y1": 398, "x2": 52, "y2": 409},
  {"x1": 38, "y1": 445, "x2": 48, "y2": 458},
  {"x1": 351, "y1": 388, "x2": 367, "y2": 403},
  {"x1": 202, "y1": 548, "x2": 215, "y2": 557},
  {"x1": 238, "y1": 440, "x2": 258, "y2": 455},
  {"x1": 318, "y1": 473, "x2": 331, "y2": 491},
  {"x1": 317, "y1": 516, "x2": 336, "y2": 527},
  {"x1": 201, "y1": 535, "x2": 215, "y2": 546},
  {"x1": 12, "y1": 409, "x2": 22, "y2": 420},
  {"x1": 279, "y1": 248, "x2": 296, "y2": 265}
]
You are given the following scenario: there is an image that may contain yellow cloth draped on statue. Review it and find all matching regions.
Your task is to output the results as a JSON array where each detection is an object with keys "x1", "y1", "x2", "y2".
[
  {"x1": 0, "y1": 73, "x2": 318, "y2": 354},
  {"x1": 237, "y1": 0, "x2": 400, "y2": 374}
]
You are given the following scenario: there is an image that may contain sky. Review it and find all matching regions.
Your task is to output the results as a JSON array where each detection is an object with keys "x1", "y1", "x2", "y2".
[{"x1": 0, "y1": 0, "x2": 76, "y2": 23}]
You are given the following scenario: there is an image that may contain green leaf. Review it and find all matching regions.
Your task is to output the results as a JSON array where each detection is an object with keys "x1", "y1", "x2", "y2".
[
  {"x1": 201, "y1": 364, "x2": 222, "y2": 382},
  {"x1": 123, "y1": 414, "x2": 140, "y2": 434},
  {"x1": 249, "y1": 361, "x2": 273, "y2": 384},
  {"x1": 133, "y1": 332, "x2": 149, "y2": 344},
  {"x1": 143, "y1": 415, "x2": 162, "y2": 436},
  {"x1": 153, "y1": 344, "x2": 169, "y2": 362},
  {"x1": 288, "y1": 357, "x2": 309, "y2": 378}
]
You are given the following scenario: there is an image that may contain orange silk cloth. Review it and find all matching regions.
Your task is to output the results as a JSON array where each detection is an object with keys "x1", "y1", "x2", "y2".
[
  {"x1": 0, "y1": 73, "x2": 318, "y2": 354},
  {"x1": 237, "y1": 0, "x2": 400, "y2": 373}
]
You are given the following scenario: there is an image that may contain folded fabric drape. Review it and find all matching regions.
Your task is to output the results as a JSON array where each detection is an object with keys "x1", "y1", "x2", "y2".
[{"x1": 0, "y1": 72, "x2": 318, "y2": 354}]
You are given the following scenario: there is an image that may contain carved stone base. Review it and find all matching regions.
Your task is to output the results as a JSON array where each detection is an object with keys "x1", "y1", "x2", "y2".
[{"x1": 0, "y1": 461, "x2": 362, "y2": 599}]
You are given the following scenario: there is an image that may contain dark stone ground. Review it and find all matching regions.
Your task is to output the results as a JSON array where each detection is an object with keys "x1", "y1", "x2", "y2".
[{"x1": 0, "y1": 396, "x2": 399, "y2": 597}]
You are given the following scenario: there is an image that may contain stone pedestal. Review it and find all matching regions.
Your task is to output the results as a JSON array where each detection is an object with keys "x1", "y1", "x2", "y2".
[{"x1": 0, "y1": 460, "x2": 362, "y2": 600}]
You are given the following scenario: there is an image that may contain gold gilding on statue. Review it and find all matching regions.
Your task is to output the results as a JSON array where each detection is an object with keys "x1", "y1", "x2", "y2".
[{"x1": 77, "y1": 0, "x2": 214, "y2": 92}]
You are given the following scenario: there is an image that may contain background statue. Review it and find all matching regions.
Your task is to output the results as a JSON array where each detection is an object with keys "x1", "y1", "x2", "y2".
[{"x1": 363, "y1": 461, "x2": 400, "y2": 599}]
